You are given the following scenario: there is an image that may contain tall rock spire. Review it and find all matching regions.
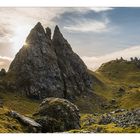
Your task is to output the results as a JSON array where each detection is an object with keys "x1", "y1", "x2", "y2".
[
  {"x1": 26, "y1": 22, "x2": 46, "y2": 44},
  {"x1": 46, "y1": 27, "x2": 51, "y2": 40},
  {"x1": 52, "y1": 25, "x2": 92, "y2": 99},
  {"x1": 8, "y1": 23, "x2": 64, "y2": 99},
  {"x1": 8, "y1": 23, "x2": 92, "y2": 100}
]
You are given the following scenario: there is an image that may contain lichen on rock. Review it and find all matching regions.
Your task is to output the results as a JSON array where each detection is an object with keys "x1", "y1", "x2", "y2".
[{"x1": 34, "y1": 97, "x2": 80, "y2": 132}]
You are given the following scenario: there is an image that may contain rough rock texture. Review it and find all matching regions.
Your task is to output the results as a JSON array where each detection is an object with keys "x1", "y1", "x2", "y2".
[
  {"x1": 9, "y1": 110, "x2": 42, "y2": 132},
  {"x1": 8, "y1": 22, "x2": 92, "y2": 100},
  {"x1": 52, "y1": 26, "x2": 92, "y2": 99},
  {"x1": 98, "y1": 109, "x2": 140, "y2": 127},
  {"x1": 98, "y1": 114, "x2": 113, "y2": 125},
  {"x1": 0, "y1": 98, "x2": 3, "y2": 108},
  {"x1": 0, "y1": 68, "x2": 6, "y2": 77},
  {"x1": 34, "y1": 97, "x2": 80, "y2": 132},
  {"x1": 113, "y1": 109, "x2": 140, "y2": 127}
]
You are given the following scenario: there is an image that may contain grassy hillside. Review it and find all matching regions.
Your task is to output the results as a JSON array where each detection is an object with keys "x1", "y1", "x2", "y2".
[
  {"x1": 0, "y1": 107, "x2": 27, "y2": 133},
  {"x1": 68, "y1": 112, "x2": 140, "y2": 133},
  {"x1": 0, "y1": 91, "x2": 40, "y2": 133},
  {"x1": 0, "y1": 58, "x2": 140, "y2": 133},
  {"x1": 97, "y1": 59, "x2": 140, "y2": 83},
  {"x1": 0, "y1": 92, "x2": 40, "y2": 115},
  {"x1": 92, "y1": 59, "x2": 140, "y2": 110}
]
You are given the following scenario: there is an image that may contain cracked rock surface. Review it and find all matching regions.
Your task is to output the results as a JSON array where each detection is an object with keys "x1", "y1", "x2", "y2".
[{"x1": 8, "y1": 22, "x2": 92, "y2": 100}]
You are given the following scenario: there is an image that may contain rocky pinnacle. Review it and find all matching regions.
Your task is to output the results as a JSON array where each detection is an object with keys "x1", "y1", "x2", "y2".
[{"x1": 8, "y1": 22, "x2": 92, "y2": 100}]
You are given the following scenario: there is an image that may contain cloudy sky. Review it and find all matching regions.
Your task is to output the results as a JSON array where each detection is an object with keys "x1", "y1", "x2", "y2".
[{"x1": 1, "y1": 7, "x2": 140, "y2": 71}]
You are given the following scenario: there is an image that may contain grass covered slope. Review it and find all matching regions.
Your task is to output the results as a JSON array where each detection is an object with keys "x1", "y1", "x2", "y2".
[
  {"x1": 0, "y1": 92, "x2": 40, "y2": 115},
  {"x1": 0, "y1": 58, "x2": 140, "y2": 133},
  {"x1": 97, "y1": 58, "x2": 140, "y2": 83},
  {"x1": 93, "y1": 58, "x2": 140, "y2": 110},
  {"x1": 0, "y1": 91, "x2": 40, "y2": 133},
  {"x1": 69, "y1": 111, "x2": 140, "y2": 133}
]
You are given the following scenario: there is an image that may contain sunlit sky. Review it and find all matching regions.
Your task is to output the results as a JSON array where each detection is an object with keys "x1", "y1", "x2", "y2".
[{"x1": 1, "y1": 7, "x2": 140, "y2": 70}]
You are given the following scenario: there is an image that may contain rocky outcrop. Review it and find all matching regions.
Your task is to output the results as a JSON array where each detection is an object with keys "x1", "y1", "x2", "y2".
[
  {"x1": 34, "y1": 97, "x2": 80, "y2": 132},
  {"x1": 98, "y1": 114, "x2": 113, "y2": 125},
  {"x1": 52, "y1": 26, "x2": 92, "y2": 99},
  {"x1": 0, "y1": 68, "x2": 6, "y2": 77},
  {"x1": 9, "y1": 110, "x2": 42, "y2": 132},
  {"x1": 8, "y1": 22, "x2": 92, "y2": 100},
  {"x1": 113, "y1": 109, "x2": 140, "y2": 127},
  {"x1": 0, "y1": 98, "x2": 3, "y2": 108},
  {"x1": 98, "y1": 109, "x2": 140, "y2": 127}
]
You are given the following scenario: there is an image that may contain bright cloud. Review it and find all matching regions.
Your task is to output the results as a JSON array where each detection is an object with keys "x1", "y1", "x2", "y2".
[
  {"x1": 0, "y1": 8, "x2": 69, "y2": 60},
  {"x1": 64, "y1": 18, "x2": 110, "y2": 33},
  {"x1": 82, "y1": 46, "x2": 140, "y2": 71},
  {"x1": 90, "y1": 7, "x2": 114, "y2": 12},
  {"x1": 0, "y1": 56, "x2": 13, "y2": 61}
]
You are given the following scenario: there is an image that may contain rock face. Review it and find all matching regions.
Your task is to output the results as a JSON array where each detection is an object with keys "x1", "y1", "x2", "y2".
[
  {"x1": 8, "y1": 22, "x2": 92, "y2": 100},
  {"x1": 0, "y1": 68, "x2": 6, "y2": 77},
  {"x1": 34, "y1": 97, "x2": 80, "y2": 132},
  {"x1": 52, "y1": 26, "x2": 92, "y2": 99},
  {"x1": 0, "y1": 98, "x2": 3, "y2": 107}
]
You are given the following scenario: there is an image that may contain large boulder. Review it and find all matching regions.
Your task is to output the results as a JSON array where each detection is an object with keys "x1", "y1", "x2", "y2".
[
  {"x1": 34, "y1": 97, "x2": 80, "y2": 132},
  {"x1": 8, "y1": 22, "x2": 92, "y2": 100}
]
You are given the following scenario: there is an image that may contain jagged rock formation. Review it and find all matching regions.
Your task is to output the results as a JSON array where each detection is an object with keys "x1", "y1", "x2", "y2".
[
  {"x1": 52, "y1": 26, "x2": 92, "y2": 99},
  {"x1": 8, "y1": 22, "x2": 92, "y2": 100},
  {"x1": 0, "y1": 68, "x2": 6, "y2": 77},
  {"x1": 98, "y1": 108, "x2": 140, "y2": 127},
  {"x1": 34, "y1": 97, "x2": 80, "y2": 132}
]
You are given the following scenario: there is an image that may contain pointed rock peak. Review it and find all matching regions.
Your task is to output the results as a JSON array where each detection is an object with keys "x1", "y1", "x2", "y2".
[
  {"x1": 54, "y1": 25, "x2": 61, "y2": 34},
  {"x1": 33, "y1": 22, "x2": 45, "y2": 33},
  {"x1": 53, "y1": 25, "x2": 64, "y2": 40},
  {"x1": 55, "y1": 25, "x2": 60, "y2": 32},
  {"x1": 46, "y1": 27, "x2": 51, "y2": 39},
  {"x1": 26, "y1": 22, "x2": 46, "y2": 44}
]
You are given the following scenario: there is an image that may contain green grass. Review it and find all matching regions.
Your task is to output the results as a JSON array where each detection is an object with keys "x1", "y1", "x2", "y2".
[
  {"x1": 0, "y1": 91, "x2": 40, "y2": 115},
  {"x1": 90, "y1": 59, "x2": 140, "y2": 110},
  {"x1": 0, "y1": 59, "x2": 140, "y2": 133},
  {"x1": 0, "y1": 107, "x2": 26, "y2": 133},
  {"x1": 119, "y1": 90, "x2": 140, "y2": 109},
  {"x1": 97, "y1": 60, "x2": 140, "y2": 83},
  {"x1": 0, "y1": 91, "x2": 40, "y2": 133},
  {"x1": 74, "y1": 93, "x2": 107, "y2": 114},
  {"x1": 68, "y1": 113, "x2": 140, "y2": 133}
]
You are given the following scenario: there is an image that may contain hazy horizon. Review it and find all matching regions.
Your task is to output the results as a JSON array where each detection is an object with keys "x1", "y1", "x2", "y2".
[{"x1": 1, "y1": 7, "x2": 140, "y2": 71}]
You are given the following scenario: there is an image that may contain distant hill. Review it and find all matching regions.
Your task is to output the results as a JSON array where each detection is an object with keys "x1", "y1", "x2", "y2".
[
  {"x1": 92, "y1": 58, "x2": 140, "y2": 110},
  {"x1": 97, "y1": 58, "x2": 140, "y2": 83}
]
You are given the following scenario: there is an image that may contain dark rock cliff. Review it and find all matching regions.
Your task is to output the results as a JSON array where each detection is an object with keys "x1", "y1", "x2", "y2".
[{"x1": 8, "y1": 22, "x2": 92, "y2": 100}]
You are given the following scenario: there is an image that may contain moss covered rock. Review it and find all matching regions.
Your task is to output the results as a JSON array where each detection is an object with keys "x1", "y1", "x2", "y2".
[{"x1": 34, "y1": 97, "x2": 80, "y2": 132}]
